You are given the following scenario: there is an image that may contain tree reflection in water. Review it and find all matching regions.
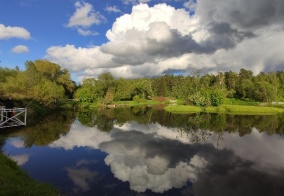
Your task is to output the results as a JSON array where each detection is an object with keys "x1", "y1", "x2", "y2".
[
  {"x1": 7, "y1": 110, "x2": 76, "y2": 147},
  {"x1": 77, "y1": 107, "x2": 284, "y2": 140}
]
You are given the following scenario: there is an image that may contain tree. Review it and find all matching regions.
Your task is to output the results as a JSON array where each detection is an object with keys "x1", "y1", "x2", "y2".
[
  {"x1": 236, "y1": 69, "x2": 254, "y2": 99},
  {"x1": 56, "y1": 69, "x2": 75, "y2": 98},
  {"x1": 33, "y1": 79, "x2": 65, "y2": 105},
  {"x1": 98, "y1": 72, "x2": 115, "y2": 97},
  {"x1": 74, "y1": 87, "x2": 96, "y2": 102},
  {"x1": 32, "y1": 60, "x2": 75, "y2": 97},
  {"x1": 252, "y1": 81, "x2": 276, "y2": 102},
  {"x1": 210, "y1": 90, "x2": 225, "y2": 106},
  {"x1": 75, "y1": 78, "x2": 104, "y2": 102},
  {"x1": 1, "y1": 60, "x2": 76, "y2": 103},
  {"x1": 188, "y1": 90, "x2": 210, "y2": 107},
  {"x1": 277, "y1": 71, "x2": 284, "y2": 99},
  {"x1": 200, "y1": 74, "x2": 213, "y2": 89},
  {"x1": 34, "y1": 60, "x2": 61, "y2": 80},
  {"x1": 115, "y1": 78, "x2": 133, "y2": 101},
  {"x1": 132, "y1": 78, "x2": 153, "y2": 99},
  {"x1": 157, "y1": 77, "x2": 167, "y2": 97}
]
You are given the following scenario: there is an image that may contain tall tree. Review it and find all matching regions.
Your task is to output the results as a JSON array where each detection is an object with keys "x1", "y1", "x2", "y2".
[
  {"x1": 225, "y1": 71, "x2": 238, "y2": 97},
  {"x1": 114, "y1": 78, "x2": 133, "y2": 101}
]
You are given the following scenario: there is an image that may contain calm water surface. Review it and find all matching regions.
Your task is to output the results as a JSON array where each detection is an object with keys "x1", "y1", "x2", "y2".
[{"x1": 2, "y1": 107, "x2": 284, "y2": 196}]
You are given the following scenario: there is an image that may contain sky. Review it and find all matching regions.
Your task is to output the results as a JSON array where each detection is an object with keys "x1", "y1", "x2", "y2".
[{"x1": 0, "y1": 0, "x2": 284, "y2": 82}]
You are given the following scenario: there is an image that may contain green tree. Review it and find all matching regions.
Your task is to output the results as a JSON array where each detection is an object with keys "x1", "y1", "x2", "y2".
[
  {"x1": 252, "y1": 81, "x2": 276, "y2": 102},
  {"x1": 210, "y1": 90, "x2": 225, "y2": 106},
  {"x1": 114, "y1": 78, "x2": 133, "y2": 101},
  {"x1": 33, "y1": 79, "x2": 65, "y2": 105},
  {"x1": 188, "y1": 90, "x2": 210, "y2": 107},
  {"x1": 98, "y1": 72, "x2": 115, "y2": 97},
  {"x1": 277, "y1": 71, "x2": 284, "y2": 100},
  {"x1": 225, "y1": 71, "x2": 238, "y2": 97},
  {"x1": 74, "y1": 87, "x2": 96, "y2": 102},
  {"x1": 74, "y1": 78, "x2": 104, "y2": 102},
  {"x1": 132, "y1": 78, "x2": 153, "y2": 99}
]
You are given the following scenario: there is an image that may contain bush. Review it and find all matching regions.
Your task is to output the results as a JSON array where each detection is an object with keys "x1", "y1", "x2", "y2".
[
  {"x1": 188, "y1": 91, "x2": 210, "y2": 107},
  {"x1": 210, "y1": 91, "x2": 224, "y2": 106},
  {"x1": 133, "y1": 95, "x2": 140, "y2": 102},
  {"x1": 188, "y1": 90, "x2": 225, "y2": 107}
]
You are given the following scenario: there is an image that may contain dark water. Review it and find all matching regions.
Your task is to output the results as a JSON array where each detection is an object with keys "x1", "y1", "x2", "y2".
[{"x1": 2, "y1": 107, "x2": 284, "y2": 196}]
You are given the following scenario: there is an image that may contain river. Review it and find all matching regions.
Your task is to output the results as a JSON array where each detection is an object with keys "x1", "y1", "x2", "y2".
[{"x1": 2, "y1": 106, "x2": 284, "y2": 196}]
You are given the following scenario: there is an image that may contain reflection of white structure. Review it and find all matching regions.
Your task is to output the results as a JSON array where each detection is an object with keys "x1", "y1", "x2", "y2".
[{"x1": 49, "y1": 120, "x2": 284, "y2": 193}]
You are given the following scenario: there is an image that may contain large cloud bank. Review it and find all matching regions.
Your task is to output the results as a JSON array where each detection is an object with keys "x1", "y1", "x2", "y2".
[{"x1": 45, "y1": 0, "x2": 284, "y2": 80}]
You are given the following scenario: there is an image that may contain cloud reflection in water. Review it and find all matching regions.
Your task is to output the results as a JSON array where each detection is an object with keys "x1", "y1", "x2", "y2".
[{"x1": 49, "y1": 120, "x2": 284, "y2": 194}]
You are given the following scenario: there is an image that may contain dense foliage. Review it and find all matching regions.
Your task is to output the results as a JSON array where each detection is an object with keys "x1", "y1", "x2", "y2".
[
  {"x1": 0, "y1": 60, "x2": 75, "y2": 106},
  {"x1": 2, "y1": 60, "x2": 284, "y2": 107},
  {"x1": 75, "y1": 69, "x2": 284, "y2": 106}
]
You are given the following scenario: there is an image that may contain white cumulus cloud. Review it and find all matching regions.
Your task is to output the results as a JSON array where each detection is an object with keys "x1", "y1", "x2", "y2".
[
  {"x1": 11, "y1": 45, "x2": 29, "y2": 53},
  {"x1": 67, "y1": 1, "x2": 104, "y2": 28},
  {"x1": 0, "y1": 24, "x2": 31, "y2": 39}
]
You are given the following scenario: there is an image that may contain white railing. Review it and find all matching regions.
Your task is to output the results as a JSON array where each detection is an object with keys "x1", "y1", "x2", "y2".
[{"x1": 0, "y1": 106, "x2": 27, "y2": 128}]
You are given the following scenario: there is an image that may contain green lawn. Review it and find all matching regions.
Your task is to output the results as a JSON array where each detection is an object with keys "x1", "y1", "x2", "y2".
[
  {"x1": 165, "y1": 104, "x2": 284, "y2": 115},
  {"x1": 165, "y1": 105, "x2": 203, "y2": 113},
  {"x1": 222, "y1": 98, "x2": 259, "y2": 106}
]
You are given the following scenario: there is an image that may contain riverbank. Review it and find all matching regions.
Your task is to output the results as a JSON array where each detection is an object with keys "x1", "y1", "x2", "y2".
[
  {"x1": 165, "y1": 104, "x2": 284, "y2": 114},
  {"x1": 72, "y1": 97, "x2": 284, "y2": 115},
  {"x1": 0, "y1": 137, "x2": 59, "y2": 196},
  {"x1": 0, "y1": 101, "x2": 62, "y2": 195}
]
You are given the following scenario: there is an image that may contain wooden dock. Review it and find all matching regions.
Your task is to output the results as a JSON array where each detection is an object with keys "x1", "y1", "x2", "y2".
[{"x1": 0, "y1": 106, "x2": 27, "y2": 128}]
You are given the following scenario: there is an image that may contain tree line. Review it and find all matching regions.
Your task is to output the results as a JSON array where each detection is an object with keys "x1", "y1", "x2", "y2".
[
  {"x1": 76, "y1": 68, "x2": 284, "y2": 106},
  {"x1": 1, "y1": 60, "x2": 284, "y2": 106}
]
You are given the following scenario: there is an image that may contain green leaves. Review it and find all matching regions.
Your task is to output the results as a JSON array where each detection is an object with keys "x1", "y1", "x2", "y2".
[
  {"x1": 0, "y1": 60, "x2": 75, "y2": 105},
  {"x1": 33, "y1": 79, "x2": 65, "y2": 105},
  {"x1": 188, "y1": 89, "x2": 225, "y2": 107}
]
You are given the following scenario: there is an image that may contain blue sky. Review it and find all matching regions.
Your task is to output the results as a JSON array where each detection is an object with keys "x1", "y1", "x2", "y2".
[{"x1": 1, "y1": 0, "x2": 284, "y2": 82}]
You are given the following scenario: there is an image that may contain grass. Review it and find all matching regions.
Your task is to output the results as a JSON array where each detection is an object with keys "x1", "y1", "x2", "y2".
[
  {"x1": 220, "y1": 105, "x2": 284, "y2": 114},
  {"x1": 0, "y1": 136, "x2": 60, "y2": 196},
  {"x1": 222, "y1": 98, "x2": 259, "y2": 106},
  {"x1": 206, "y1": 105, "x2": 284, "y2": 114},
  {"x1": 165, "y1": 104, "x2": 284, "y2": 115},
  {"x1": 165, "y1": 105, "x2": 203, "y2": 113},
  {"x1": 67, "y1": 97, "x2": 284, "y2": 115}
]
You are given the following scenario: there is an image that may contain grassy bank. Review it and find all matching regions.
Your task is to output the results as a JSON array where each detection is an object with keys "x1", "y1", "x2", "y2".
[
  {"x1": 164, "y1": 105, "x2": 203, "y2": 113},
  {"x1": 0, "y1": 100, "x2": 61, "y2": 195},
  {"x1": 71, "y1": 97, "x2": 284, "y2": 115},
  {"x1": 0, "y1": 139, "x2": 59, "y2": 196},
  {"x1": 165, "y1": 104, "x2": 284, "y2": 115}
]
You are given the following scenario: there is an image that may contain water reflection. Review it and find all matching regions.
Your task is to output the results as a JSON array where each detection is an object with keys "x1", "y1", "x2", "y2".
[{"x1": 2, "y1": 107, "x2": 284, "y2": 196}]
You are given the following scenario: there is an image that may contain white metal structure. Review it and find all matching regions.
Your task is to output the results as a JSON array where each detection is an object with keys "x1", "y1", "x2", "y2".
[{"x1": 0, "y1": 106, "x2": 27, "y2": 128}]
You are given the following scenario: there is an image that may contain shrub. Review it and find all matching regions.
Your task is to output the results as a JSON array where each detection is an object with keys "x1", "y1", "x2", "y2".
[
  {"x1": 188, "y1": 91, "x2": 210, "y2": 107},
  {"x1": 133, "y1": 95, "x2": 140, "y2": 102},
  {"x1": 210, "y1": 91, "x2": 224, "y2": 106}
]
